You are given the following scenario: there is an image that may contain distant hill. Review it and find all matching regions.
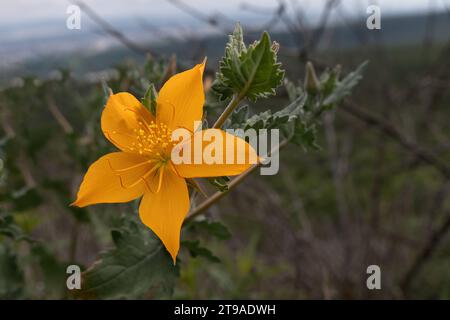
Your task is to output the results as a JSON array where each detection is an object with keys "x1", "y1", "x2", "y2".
[{"x1": 2, "y1": 11, "x2": 449, "y2": 85}]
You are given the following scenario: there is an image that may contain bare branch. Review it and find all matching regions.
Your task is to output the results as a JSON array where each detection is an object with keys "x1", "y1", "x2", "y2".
[{"x1": 71, "y1": 0, "x2": 155, "y2": 56}]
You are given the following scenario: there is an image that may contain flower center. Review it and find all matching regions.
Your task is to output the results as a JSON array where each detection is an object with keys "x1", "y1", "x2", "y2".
[{"x1": 129, "y1": 120, "x2": 174, "y2": 161}]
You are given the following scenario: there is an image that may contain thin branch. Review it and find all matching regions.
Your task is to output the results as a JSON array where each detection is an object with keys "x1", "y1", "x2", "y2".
[
  {"x1": 341, "y1": 101, "x2": 450, "y2": 179},
  {"x1": 47, "y1": 96, "x2": 74, "y2": 134},
  {"x1": 71, "y1": 0, "x2": 154, "y2": 56},
  {"x1": 400, "y1": 211, "x2": 450, "y2": 292},
  {"x1": 166, "y1": 0, "x2": 231, "y2": 33},
  {"x1": 212, "y1": 94, "x2": 242, "y2": 129}
]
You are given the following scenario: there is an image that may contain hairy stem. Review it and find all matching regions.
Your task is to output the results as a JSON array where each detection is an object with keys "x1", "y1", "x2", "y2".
[{"x1": 213, "y1": 93, "x2": 244, "y2": 129}]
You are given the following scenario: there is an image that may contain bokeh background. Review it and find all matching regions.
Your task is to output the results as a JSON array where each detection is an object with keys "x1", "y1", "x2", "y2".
[{"x1": 1, "y1": 0, "x2": 450, "y2": 299}]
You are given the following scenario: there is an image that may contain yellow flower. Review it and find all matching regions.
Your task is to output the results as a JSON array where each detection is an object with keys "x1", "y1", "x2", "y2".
[{"x1": 72, "y1": 61, "x2": 257, "y2": 263}]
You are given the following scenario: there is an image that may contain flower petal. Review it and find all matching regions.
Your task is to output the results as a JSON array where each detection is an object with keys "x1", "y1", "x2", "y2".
[
  {"x1": 173, "y1": 129, "x2": 258, "y2": 178},
  {"x1": 157, "y1": 61, "x2": 205, "y2": 131},
  {"x1": 138, "y1": 165, "x2": 190, "y2": 263},
  {"x1": 72, "y1": 152, "x2": 152, "y2": 207},
  {"x1": 101, "y1": 92, "x2": 155, "y2": 152}
]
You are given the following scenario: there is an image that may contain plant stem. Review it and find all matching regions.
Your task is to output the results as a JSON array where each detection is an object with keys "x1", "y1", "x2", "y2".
[
  {"x1": 213, "y1": 93, "x2": 243, "y2": 129},
  {"x1": 183, "y1": 138, "x2": 289, "y2": 224}
]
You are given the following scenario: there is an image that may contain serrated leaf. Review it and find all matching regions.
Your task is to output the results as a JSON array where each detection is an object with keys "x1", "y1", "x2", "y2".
[
  {"x1": 212, "y1": 25, "x2": 284, "y2": 102},
  {"x1": 182, "y1": 240, "x2": 220, "y2": 263},
  {"x1": 230, "y1": 105, "x2": 249, "y2": 126},
  {"x1": 76, "y1": 219, "x2": 179, "y2": 299},
  {"x1": 291, "y1": 120, "x2": 320, "y2": 151},
  {"x1": 187, "y1": 220, "x2": 232, "y2": 240},
  {"x1": 320, "y1": 65, "x2": 341, "y2": 96},
  {"x1": 323, "y1": 61, "x2": 368, "y2": 106},
  {"x1": 284, "y1": 78, "x2": 304, "y2": 102},
  {"x1": 234, "y1": 94, "x2": 307, "y2": 131}
]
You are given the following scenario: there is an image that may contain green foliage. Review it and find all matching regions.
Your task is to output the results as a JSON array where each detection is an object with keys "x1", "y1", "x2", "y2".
[
  {"x1": 0, "y1": 243, "x2": 24, "y2": 299},
  {"x1": 77, "y1": 216, "x2": 178, "y2": 299},
  {"x1": 0, "y1": 23, "x2": 369, "y2": 300},
  {"x1": 30, "y1": 245, "x2": 68, "y2": 298},
  {"x1": 322, "y1": 61, "x2": 368, "y2": 107},
  {"x1": 224, "y1": 61, "x2": 367, "y2": 151},
  {"x1": 185, "y1": 220, "x2": 232, "y2": 241},
  {"x1": 212, "y1": 24, "x2": 284, "y2": 102},
  {"x1": 228, "y1": 95, "x2": 307, "y2": 132},
  {"x1": 0, "y1": 187, "x2": 43, "y2": 212},
  {"x1": 0, "y1": 214, "x2": 32, "y2": 242},
  {"x1": 101, "y1": 80, "x2": 112, "y2": 105},
  {"x1": 143, "y1": 55, "x2": 167, "y2": 86},
  {"x1": 182, "y1": 240, "x2": 221, "y2": 263},
  {"x1": 181, "y1": 220, "x2": 231, "y2": 264},
  {"x1": 142, "y1": 83, "x2": 158, "y2": 116}
]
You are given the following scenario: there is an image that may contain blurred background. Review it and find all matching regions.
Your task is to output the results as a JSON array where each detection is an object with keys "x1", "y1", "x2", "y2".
[{"x1": 1, "y1": 0, "x2": 450, "y2": 299}]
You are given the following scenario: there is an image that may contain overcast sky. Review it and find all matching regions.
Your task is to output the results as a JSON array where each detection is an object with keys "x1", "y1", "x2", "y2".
[
  {"x1": 1, "y1": 0, "x2": 448, "y2": 68},
  {"x1": 2, "y1": 0, "x2": 448, "y2": 25}
]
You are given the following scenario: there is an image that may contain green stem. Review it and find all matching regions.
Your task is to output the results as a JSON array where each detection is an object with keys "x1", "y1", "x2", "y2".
[{"x1": 213, "y1": 93, "x2": 244, "y2": 129}]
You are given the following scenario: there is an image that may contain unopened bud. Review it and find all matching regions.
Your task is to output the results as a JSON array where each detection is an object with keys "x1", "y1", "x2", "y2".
[
  {"x1": 142, "y1": 83, "x2": 158, "y2": 116},
  {"x1": 304, "y1": 61, "x2": 320, "y2": 95}
]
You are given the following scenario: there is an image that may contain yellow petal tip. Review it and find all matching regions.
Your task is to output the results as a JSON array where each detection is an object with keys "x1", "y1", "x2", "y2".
[
  {"x1": 69, "y1": 200, "x2": 78, "y2": 207},
  {"x1": 199, "y1": 57, "x2": 207, "y2": 72}
]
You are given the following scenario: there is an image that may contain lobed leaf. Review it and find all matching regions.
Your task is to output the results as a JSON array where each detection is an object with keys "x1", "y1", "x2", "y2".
[
  {"x1": 212, "y1": 24, "x2": 284, "y2": 102},
  {"x1": 76, "y1": 218, "x2": 178, "y2": 299},
  {"x1": 182, "y1": 240, "x2": 221, "y2": 263},
  {"x1": 322, "y1": 61, "x2": 368, "y2": 107}
]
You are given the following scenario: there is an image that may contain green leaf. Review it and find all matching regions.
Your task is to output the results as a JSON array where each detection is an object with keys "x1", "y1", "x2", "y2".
[
  {"x1": 186, "y1": 220, "x2": 232, "y2": 240},
  {"x1": 0, "y1": 214, "x2": 33, "y2": 242},
  {"x1": 142, "y1": 83, "x2": 158, "y2": 116},
  {"x1": 76, "y1": 218, "x2": 179, "y2": 299},
  {"x1": 212, "y1": 24, "x2": 284, "y2": 102},
  {"x1": 0, "y1": 243, "x2": 24, "y2": 299},
  {"x1": 31, "y1": 244, "x2": 67, "y2": 298},
  {"x1": 229, "y1": 105, "x2": 249, "y2": 126},
  {"x1": 229, "y1": 94, "x2": 307, "y2": 131},
  {"x1": 182, "y1": 240, "x2": 221, "y2": 263},
  {"x1": 322, "y1": 61, "x2": 368, "y2": 107},
  {"x1": 284, "y1": 78, "x2": 304, "y2": 102},
  {"x1": 1, "y1": 187, "x2": 43, "y2": 212},
  {"x1": 101, "y1": 80, "x2": 112, "y2": 105},
  {"x1": 144, "y1": 55, "x2": 166, "y2": 86},
  {"x1": 0, "y1": 215, "x2": 21, "y2": 240},
  {"x1": 291, "y1": 120, "x2": 320, "y2": 150}
]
